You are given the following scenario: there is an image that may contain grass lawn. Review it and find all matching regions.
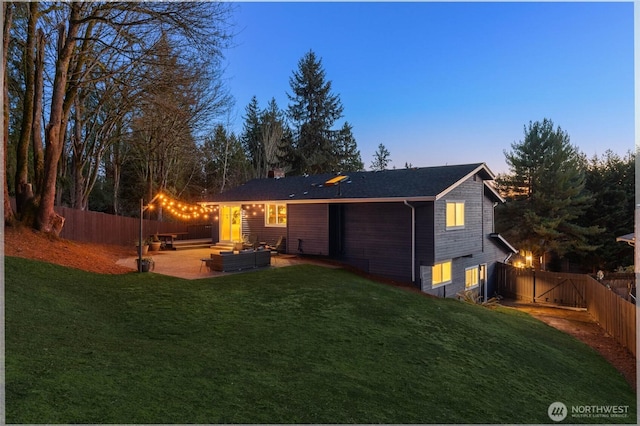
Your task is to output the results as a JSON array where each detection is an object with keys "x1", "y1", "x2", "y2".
[{"x1": 5, "y1": 256, "x2": 637, "y2": 424}]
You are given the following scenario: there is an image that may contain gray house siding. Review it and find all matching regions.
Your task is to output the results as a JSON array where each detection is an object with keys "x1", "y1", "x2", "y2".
[
  {"x1": 420, "y1": 174, "x2": 510, "y2": 298},
  {"x1": 209, "y1": 204, "x2": 285, "y2": 247},
  {"x1": 342, "y1": 202, "x2": 412, "y2": 281},
  {"x1": 434, "y1": 175, "x2": 485, "y2": 261},
  {"x1": 287, "y1": 204, "x2": 329, "y2": 255},
  {"x1": 204, "y1": 164, "x2": 514, "y2": 298},
  {"x1": 414, "y1": 201, "x2": 435, "y2": 282}
]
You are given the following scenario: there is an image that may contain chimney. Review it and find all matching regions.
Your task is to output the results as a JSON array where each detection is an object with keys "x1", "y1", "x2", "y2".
[{"x1": 268, "y1": 168, "x2": 285, "y2": 179}]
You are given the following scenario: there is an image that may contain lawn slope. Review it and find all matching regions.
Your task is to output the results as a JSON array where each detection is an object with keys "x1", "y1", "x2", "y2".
[{"x1": 5, "y1": 257, "x2": 636, "y2": 424}]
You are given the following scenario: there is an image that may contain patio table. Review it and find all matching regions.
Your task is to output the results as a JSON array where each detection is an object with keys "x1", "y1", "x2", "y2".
[{"x1": 155, "y1": 232, "x2": 188, "y2": 250}]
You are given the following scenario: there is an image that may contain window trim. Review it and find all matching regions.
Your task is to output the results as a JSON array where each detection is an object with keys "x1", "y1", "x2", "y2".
[
  {"x1": 432, "y1": 260, "x2": 452, "y2": 288},
  {"x1": 265, "y1": 202, "x2": 287, "y2": 227},
  {"x1": 445, "y1": 200, "x2": 465, "y2": 230}
]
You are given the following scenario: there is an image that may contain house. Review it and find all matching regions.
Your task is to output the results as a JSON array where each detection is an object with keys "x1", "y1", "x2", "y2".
[{"x1": 201, "y1": 163, "x2": 517, "y2": 299}]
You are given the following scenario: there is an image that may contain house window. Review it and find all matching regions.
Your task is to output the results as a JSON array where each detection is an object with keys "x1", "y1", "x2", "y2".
[
  {"x1": 446, "y1": 201, "x2": 465, "y2": 229},
  {"x1": 465, "y1": 266, "x2": 479, "y2": 289},
  {"x1": 432, "y1": 260, "x2": 452, "y2": 287},
  {"x1": 266, "y1": 203, "x2": 287, "y2": 227}
]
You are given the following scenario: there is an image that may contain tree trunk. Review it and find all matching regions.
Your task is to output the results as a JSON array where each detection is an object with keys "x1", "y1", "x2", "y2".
[
  {"x1": 111, "y1": 140, "x2": 123, "y2": 215},
  {"x1": 15, "y1": 2, "x2": 38, "y2": 215},
  {"x1": 71, "y1": 97, "x2": 86, "y2": 210},
  {"x1": 3, "y1": 3, "x2": 15, "y2": 224},
  {"x1": 32, "y1": 28, "x2": 45, "y2": 194},
  {"x1": 35, "y1": 6, "x2": 81, "y2": 234}
]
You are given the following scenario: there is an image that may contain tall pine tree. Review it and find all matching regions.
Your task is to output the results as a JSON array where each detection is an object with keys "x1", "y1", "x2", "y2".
[
  {"x1": 286, "y1": 50, "x2": 345, "y2": 174},
  {"x1": 240, "y1": 96, "x2": 263, "y2": 178},
  {"x1": 333, "y1": 122, "x2": 363, "y2": 172},
  {"x1": 579, "y1": 150, "x2": 635, "y2": 271},
  {"x1": 496, "y1": 118, "x2": 601, "y2": 270}
]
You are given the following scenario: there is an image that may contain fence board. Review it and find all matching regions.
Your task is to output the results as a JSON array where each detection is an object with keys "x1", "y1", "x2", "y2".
[{"x1": 497, "y1": 263, "x2": 636, "y2": 357}]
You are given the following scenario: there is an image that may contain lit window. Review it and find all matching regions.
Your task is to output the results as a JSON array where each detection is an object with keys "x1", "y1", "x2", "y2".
[
  {"x1": 446, "y1": 201, "x2": 465, "y2": 229},
  {"x1": 265, "y1": 203, "x2": 287, "y2": 227},
  {"x1": 432, "y1": 261, "x2": 452, "y2": 287},
  {"x1": 465, "y1": 266, "x2": 479, "y2": 289}
]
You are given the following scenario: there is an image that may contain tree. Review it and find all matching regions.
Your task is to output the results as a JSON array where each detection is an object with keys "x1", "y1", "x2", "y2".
[
  {"x1": 370, "y1": 143, "x2": 391, "y2": 171},
  {"x1": 201, "y1": 125, "x2": 248, "y2": 195},
  {"x1": 260, "y1": 98, "x2": 289, "y2": 173},
  {"x1": 333, "y1": 122, "x2": 363, "y2": 172},
  {"x1": 578, "y1": 150, "x2": 635, "y2": 270},
  {"x1": 240, "y1": 96, "x2": 264, "y2": 179},
  {"x1": 3, "y1": 2, "x2": 15, "y2": 224},
  {"x1": 4, "y1": 1, "x2": 234, "y2": 233},
  {"x1": 240, "y1": 96, "x2": 291, "y2": 178},
  {"x1": 495, "y1": 119, "x2": 601, "y2": 270},
  {"x1": 286, "y1": 50, "x2": 345, "y2": 174}
]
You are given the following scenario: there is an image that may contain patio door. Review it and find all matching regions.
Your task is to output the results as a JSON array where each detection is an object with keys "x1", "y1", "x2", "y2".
[
  {"x1": 220, "y1": 205, "x2": 242, "y2": 243},
  {"x1": 479, "y1": 263, "x2": 487, "y2": 301}
]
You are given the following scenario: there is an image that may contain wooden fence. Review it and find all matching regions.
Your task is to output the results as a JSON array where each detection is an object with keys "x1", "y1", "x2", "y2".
[
  {"x1": 496, "y1": 263, "x2": 636, "y2": 357},
  {"x1": 584, "y1": 278, "x2": 637, "y2": 357},
  {"x1": 55, "y1": 206, "x2": 211, "y2": 246},
  {"x1": 495, "y1": 264, "x2": 588, "y2": 308}
]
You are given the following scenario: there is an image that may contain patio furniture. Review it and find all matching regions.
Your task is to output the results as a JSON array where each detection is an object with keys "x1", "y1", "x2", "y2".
[
  {"x1": 207, "y1": 249, "x2": 271, "y2": 272},
  {"x1": 255, "y1": 248, "x2": 271, "y2": 268},
  {"x1": 155, "y1": 232, "x2": 188, "y2": 250},
  {"x1": 266, "y1": 236, "x2": 286, "y2": 253},
  {"x1": 243, "y1": 234, "x2": 259, "y2": 249}
]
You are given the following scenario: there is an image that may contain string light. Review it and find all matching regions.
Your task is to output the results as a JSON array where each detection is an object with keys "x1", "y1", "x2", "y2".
[{"x1": 150, "y1": 193, "x2": 213, "y2": 221}]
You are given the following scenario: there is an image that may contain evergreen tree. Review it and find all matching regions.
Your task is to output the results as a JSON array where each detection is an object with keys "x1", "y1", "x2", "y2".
[
  {"x1": 333, "y1": 122, "x2": 363, "y2": 172},
  {"x1": 370, "y1": 143, "x2": 391, "y2": 171},
  {"x1": 286, "y1": 50, "x2": 345, "y2": 174},
  {"x1": 260, "y1": 98, "x2": 289, "y2": 173},
  {"x1": 578, "y1": 150, "x2": 635, "y2": 270},
  {"x1": 496, "y1": 119, "x2": 601, "y2": 270},
  {"x1": 240, "y1": 96, "x2": 263, "y2": 178}
]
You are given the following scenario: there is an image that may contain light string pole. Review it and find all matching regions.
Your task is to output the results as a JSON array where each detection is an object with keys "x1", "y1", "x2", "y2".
[{"x1": 138, "y1": 193, "x2": 161, "y2": 272}]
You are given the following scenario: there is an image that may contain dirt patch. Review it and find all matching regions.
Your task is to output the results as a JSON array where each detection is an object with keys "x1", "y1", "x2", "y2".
[
  {"x1": 502, "y1": 301, "x2": 636, "y2": 391},
  {"x1": 4, "y1": 224, "x2": 134, "y2": 274}
]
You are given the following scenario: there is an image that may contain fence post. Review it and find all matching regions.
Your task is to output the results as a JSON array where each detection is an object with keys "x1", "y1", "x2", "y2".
[{"x1": 532, "y1": 269, "x2": 536, "y2": 304}]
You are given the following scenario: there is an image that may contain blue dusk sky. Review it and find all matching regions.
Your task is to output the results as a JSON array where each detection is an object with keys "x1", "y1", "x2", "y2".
[{"x1": 221, "y1": 1, "x2": 634, "y2": 174}]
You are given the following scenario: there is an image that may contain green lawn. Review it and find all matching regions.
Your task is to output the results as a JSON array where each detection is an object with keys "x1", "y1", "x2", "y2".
[{"x1": 4, "y1": 256, "x2": 636, "y2": 424}]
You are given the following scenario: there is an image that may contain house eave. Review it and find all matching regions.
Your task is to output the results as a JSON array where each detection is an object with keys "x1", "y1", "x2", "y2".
[
  {"x1": 616, "y1": 232, "x2": 635, "y2": 247},
  {"x1": 435, "y1": 163, "x2": 496, "y2": 200},
  {"x1": 489, "y1": 232, "x2": 518, "y2": 253}
]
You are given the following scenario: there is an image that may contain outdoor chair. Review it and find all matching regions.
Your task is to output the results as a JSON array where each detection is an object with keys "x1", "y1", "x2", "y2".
[
  {"x1": 243, "y1": 234, "x2": 259, "y2": 249},
  {"x1": 267, "y1": 236, "x2": 286, "y2": 253}
]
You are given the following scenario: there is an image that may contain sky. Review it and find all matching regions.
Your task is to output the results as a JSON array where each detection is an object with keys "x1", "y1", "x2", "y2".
[{"x1": 221, "y1": 1, "x2": 634, "y2": 175}]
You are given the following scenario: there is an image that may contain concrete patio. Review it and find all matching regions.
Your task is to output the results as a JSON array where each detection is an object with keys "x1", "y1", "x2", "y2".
[{"x1": 116, "y1": 247, "x2": 326, "y2": 280}]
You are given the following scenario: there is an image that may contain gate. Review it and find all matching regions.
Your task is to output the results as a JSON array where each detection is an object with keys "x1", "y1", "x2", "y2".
[
  {"x1": 496, "y1": 263, "x2": 587, "y2": 308},
  {"x1": 496, "y1": 262, "x2": 636, "y2": 356}
]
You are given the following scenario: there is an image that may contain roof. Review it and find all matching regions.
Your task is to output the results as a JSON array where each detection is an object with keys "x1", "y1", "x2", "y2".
[
  {"x1": 204, "y1": 163, "x2": 496, "y2": 204},
  {"x1": 616, "y1": 233, "x2": 635, "y2": 246},
  {"x1": 489, "y1": 233, "x2": 518, "y2": 254}
]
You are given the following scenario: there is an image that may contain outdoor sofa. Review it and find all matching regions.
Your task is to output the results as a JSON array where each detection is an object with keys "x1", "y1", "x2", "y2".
[{"x1": 206, "y1": 248, "x2": 271, "y2": 272}]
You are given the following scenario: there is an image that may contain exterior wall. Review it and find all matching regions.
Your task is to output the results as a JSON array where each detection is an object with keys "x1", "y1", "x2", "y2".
[
  {"x1": 342, "y1": 202, "x2": 412, "y2": 281},
  {"x1": 287, "y1": 204, "x2": 329, "y2": 255},
  {"x1": 434, "y1": 176, "x2": 485, "y2": 261},
  {"x1": 240, "y1": 204, "x2": 284, "y2": 246},
  {"x1": 421, "y1": 174, "x2": 510, "y2": 298},
  {"x1": 211, "y1": 204, "x2": 284, "y2": 247},
  {"x1": 414, "y1": 201, "x2": 435, "y2": 280}
]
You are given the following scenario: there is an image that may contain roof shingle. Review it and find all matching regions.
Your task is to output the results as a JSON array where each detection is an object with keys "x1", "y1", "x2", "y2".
[{"x1": 206, "y1": 163, "x2": 493, "y2": 203}]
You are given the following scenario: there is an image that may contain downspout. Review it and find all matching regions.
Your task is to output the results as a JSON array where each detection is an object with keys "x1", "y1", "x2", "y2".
[{"x1": 404, "y1": 200, "x2": 416, "y2": 283}]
